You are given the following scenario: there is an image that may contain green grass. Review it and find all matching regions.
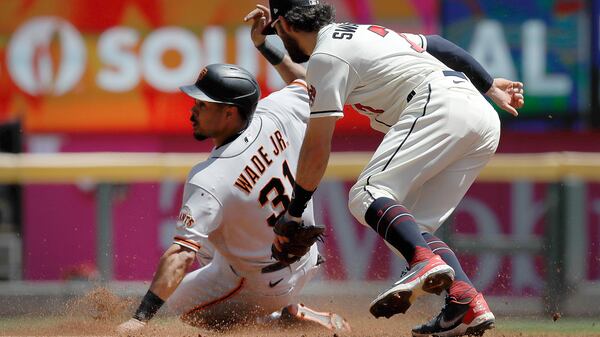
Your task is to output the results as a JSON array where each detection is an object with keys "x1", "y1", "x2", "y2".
[{"x1": 496, "y1": 317, "x2": 600, "y2": 335}]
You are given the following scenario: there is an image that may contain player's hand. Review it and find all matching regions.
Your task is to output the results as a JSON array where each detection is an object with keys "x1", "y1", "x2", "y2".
[
  {"x1": 485, "y1": 78, "x2": 524, "y2": 116},
  {"x1": 273, "y1": 233, "x2": 289, "y2": 255},
  {"x1": 272, "y1": 213, "x2": 325, "y2": 265},
  {"x1": 243, "y1": 4, "x2": 270, "y2": 47},
  {"x1": 116, "y1": 318, "x2": 146, "y2": 334},
  {"x1": 272, "y1": 213, "x2": 296, "y2": 253}
]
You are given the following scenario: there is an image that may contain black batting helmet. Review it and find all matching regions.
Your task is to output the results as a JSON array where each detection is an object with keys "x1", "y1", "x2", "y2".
[{"x1": 180, "y1": 64, "x2": 261, "y2": 120}]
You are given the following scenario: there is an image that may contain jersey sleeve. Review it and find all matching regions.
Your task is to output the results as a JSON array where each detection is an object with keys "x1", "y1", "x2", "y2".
[
  {"x1": 256, "y1": 79, "x2": 310, "y2": 128},
  {"x1": 306, "y1": 53, "x2": 359, "y2": 119},
  {"x1": 402, "y1": 33, "x2": 427, "y2": 50},
  {"x1": 424, "y1": 34, "x2": 493, "y2": 93},
  {"x1": 173, "y1": 183, "x2": 223, "y2": 252}
]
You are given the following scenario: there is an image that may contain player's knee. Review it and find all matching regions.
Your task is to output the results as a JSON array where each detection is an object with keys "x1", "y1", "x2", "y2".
[
  {"x1": 347, "y1": 187, "x2": 371, "y2": 227},
  {"x1": 348, "y1": 184, "x2": 398, "y2": 227}
]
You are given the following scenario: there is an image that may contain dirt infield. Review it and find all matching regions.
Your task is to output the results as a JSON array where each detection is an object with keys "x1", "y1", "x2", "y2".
[{"x1": 1, "y1": 287, "x2": 599, "y2": 337}]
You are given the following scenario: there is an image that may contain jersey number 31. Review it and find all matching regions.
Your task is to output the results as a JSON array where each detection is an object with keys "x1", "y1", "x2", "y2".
[{"x1": 258, "y1": 161, "x2": 295, "y2": 226}]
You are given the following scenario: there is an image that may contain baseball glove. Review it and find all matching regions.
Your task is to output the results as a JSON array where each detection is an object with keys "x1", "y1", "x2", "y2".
[{"x1": 272, "y1": 217, "x2": 325, "y2": 265}]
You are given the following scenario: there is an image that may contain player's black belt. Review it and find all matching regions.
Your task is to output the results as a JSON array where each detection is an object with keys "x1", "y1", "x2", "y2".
[
  {"x1": 442, "y1": 70, "x2": 468, "y2": 80},
  {"x1": 407, "y1": 71, "x2": 468, "y2": 104},
  {"x1": 261, "y1": 255, "x2": 326, "y2": 274},
  {"x1": 261, "y1": 261, "x2": 289, "y2": 273}
]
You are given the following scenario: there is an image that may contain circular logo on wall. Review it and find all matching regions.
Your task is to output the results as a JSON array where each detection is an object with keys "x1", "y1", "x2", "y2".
[{"x1": 8, "y1": 16, "x2": 87, "y2": 96}]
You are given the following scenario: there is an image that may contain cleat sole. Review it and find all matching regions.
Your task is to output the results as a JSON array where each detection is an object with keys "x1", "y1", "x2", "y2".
[
  {"x1": 370, "y1": 265, "x2": 454, "y2": 319},
  {"x1": 423, "y1": 272, "x2": 454, "y2": 295},
  {"x1": 466, "y1": 320, "x2": 495, "y2": 336},
  {"x1": 370, "y1": 290, "x2": 413, "y2": 318},
  {"x1": 413, "y1": 318, "x2": 495, "y2": 337}
]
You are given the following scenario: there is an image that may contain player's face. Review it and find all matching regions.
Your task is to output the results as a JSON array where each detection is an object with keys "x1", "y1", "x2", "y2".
[
  {"x1": 275, "y1": 21, "x2": 310, "y2": 63},
  {"x1": 190, "y1": 100, "x2": 229, "y2": 141}
]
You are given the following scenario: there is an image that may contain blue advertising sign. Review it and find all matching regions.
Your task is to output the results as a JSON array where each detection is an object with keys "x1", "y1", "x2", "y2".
[{"x1": 442, "y1": 0, "x2": 589, "y2": 120}]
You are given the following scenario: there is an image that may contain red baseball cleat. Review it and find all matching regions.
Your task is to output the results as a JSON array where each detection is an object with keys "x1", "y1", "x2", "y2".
[
  {"x1": 370, "y1": 255, "x2": 455, "y2": 319},
  {"x1": 412, "y1": 292, "x2": 495, "y2": 337}
]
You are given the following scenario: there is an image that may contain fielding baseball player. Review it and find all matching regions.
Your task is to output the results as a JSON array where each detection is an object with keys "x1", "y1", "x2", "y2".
[
  {"x1": 116, "y1": 33, "x2": 350, "y2": 333},
  {"x1": 256, "y1": 1, "x2": 525, "y2": 336}
]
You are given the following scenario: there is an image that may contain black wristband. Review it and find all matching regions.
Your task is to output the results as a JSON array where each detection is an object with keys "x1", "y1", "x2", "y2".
[
  {"x1": 288, "y1": 184, "x2": 315, "y2": 218},
  {"x1": 256, "y1": 41, "x2": 285, "y2": 66},
  {"x1": 133, "y1": 290, "x2": 164, "y2": 322}
]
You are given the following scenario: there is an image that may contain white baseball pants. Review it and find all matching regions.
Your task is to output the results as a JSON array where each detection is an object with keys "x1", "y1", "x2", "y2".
[{"x1": 348, "y1": 72, "x2": 501, "y2": 233}]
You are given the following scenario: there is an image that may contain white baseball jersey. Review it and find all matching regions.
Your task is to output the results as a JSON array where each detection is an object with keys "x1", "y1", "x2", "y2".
[
  {"x1": 303, "y1": 24, "x2": 501, "y2": 234},
  {"x1": 173, "y1": 80, "x2": 314, "y2": 273},
  {"x1": 306, "y1": 23, "x2": 454, "y2": 133},
  {"x1": 168, "y1": 80, "x2": 322, "y2": 319}
]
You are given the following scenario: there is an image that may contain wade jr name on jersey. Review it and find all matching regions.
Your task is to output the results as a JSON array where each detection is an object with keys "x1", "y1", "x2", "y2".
[{"x1": 234, "y1": 130, "x2": 288, "y2": 195}]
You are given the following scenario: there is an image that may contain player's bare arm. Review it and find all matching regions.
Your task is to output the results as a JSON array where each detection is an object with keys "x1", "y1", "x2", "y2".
[
  {"x1": 244, "y1": 4, "x2": 306, "y2": 83},
  {"x1": 148, "y1": 244, "x2": 196, "y2": 299},
  {"x1": 273, "y1": 116, "x2": 336, "y2": 251},
  {"x1": 116, "y1": 244, "x2": 195, "y2": 333},
  {"x1": 294, "y1": 117, "x2": 337, "y2": 191},
  {"x1": 425, "y1": 34, "x2": 524, "y2": 116}
]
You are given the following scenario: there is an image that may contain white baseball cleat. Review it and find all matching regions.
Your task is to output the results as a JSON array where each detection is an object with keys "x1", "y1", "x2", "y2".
[
  {"x1": 294, "y1": 303, "x2": 352, "y2": 332},
  {"x1": 258, "y1": 303, "x2": 351, "y2": 332},
  {"x1": 115, "y1": 317, "x2": 146, "y2": 334}
]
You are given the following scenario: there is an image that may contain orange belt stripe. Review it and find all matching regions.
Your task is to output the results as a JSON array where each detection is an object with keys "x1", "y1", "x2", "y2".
[
  {"x1": 173, "y1": 236, "x2": 201, "y2": 251},
  {"x1": 291, "y1": 80, "x2": 308, "y2": 91}
]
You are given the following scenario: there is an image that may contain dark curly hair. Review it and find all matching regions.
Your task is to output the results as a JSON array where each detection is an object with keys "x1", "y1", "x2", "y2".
[{"x1": 283, "y1": 4, "x2": 335, "y2": 33}]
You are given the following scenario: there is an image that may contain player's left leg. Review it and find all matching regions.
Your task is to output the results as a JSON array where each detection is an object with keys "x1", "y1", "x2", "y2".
[
  {"x1": 405, "y1": 137, "x2": 498, "y2": 336},
  {"x1": 250, "y1": 246, "x2": 351, "y2": 332},
  {"x1": 348, "y1": 105, "x2": 466, "y2": 319},
  {"x1": 167, "y1": 253, "x2": 249, "y2": 329},
  {"x1": 412, "y1": 233, "x2": 494, "y2": 337},
  {"x1": 353, "y1": 82, "x2": 500, "y2": 322},
  {"x1": 363, "y1": 197, "x2": 456, "y2": 319}
]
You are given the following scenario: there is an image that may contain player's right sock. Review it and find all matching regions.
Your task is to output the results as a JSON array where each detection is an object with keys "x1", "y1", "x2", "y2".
[
  {"x1": 366, "y1": 198, "x2": 455, "y2": 319},
  {"x1": 365, "y1": 197, "x2": 433, "y2": 265}
]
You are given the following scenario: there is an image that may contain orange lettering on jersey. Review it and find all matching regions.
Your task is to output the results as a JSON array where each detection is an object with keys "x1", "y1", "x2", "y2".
[
  {"x1": 177, "y1": 206, "x2": 195, "y2": 228},
  {"x1": 245, "y1": 166, "x2": 260, "y2": 184},
  {"x1": 258, "y1": 146, "x2": 273, "y2": 165},
  {"x1": 251, "y1": 155, "x2": 266, "y2": 174},
  {"x1": 234, "y1": 174, "x2": 253, "y2": 194},
  {"x1": 270, "y1": 130, "x2": 288, "y2": 156},
  {"x1": 274, "y1": 131, "x2": 287, "y2": 152},
  {"x1": 270, "y1": 135, "x2": 280, "y2": 156},
  {"x1": 233, "y1": 145, "x2": 276, "y2": 194}
]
